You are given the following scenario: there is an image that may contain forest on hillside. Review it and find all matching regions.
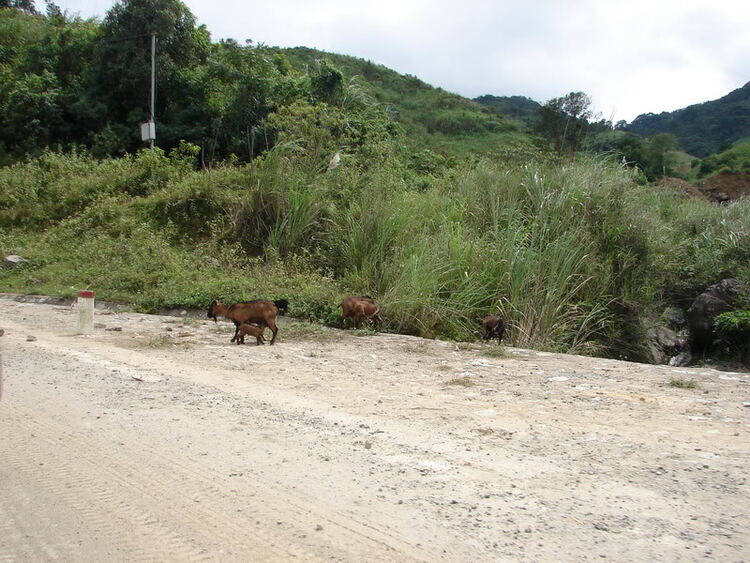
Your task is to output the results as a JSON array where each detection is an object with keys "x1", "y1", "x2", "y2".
[
  {"x1": 1, "y1": 0, "x2": 749, "y2": 365},
  {"x1": 625, "y1": 82, "x2": 750, "y2": 158},
  {"x1": 1, "y1": 0, "x2": 539, "y2": 166},
  {"x1": 1, "y1": 0, "x2": 390, "y2": 165},
  {"x1": 3, "y1": 0, "x2": 741, "y2": 180}
]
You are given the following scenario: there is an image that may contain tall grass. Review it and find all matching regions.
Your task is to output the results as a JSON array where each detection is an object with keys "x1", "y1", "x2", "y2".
[{"x1": 1, "y1": 149, "x2": 748, "y2": 360}]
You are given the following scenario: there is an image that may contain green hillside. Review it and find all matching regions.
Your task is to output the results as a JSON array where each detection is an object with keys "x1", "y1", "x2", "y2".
[
  {"x1": 625, "y1": 81, "x2": 750, "y2": 157},
  {"x1": 279, "y1": 47, "x2": 533, "y2": 157},
  {"x1": 473, "y1": 95, "x2": 542, "y2": 127},
  {"x1": 699, "y1": 139, "x2": 750, "y2": 176}
]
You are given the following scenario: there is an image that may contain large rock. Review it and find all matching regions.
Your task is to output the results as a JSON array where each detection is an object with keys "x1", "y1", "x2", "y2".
[
  {"x1": 663, "y1": 307, "x2": 687, "y2": 331},
  {"x1": 644, "y1": 306, "x2": 693, "y2": 365},
  {"x1": 645, "y1": 325, "x2": 681, "y2": 364},
  {"x1": 3, "y1": 255, "x2": 29, "y2": 268},
  {"x1": 687, "y1": 278, "x2": 741, "y2": 352}
]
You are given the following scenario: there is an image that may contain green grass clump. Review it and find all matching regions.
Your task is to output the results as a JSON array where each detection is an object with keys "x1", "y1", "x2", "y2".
[
  {"x1": 714, "y1": 310, "x2": 750, "y2": 363},
  {"x1": 276, "y1": 321, "x2": 341, "y2": 343},
  {"x1": 668, "y1": 377, "x2": 698, "y2": 389},
  {"x1": 481, "y1": 346, "x2": 507, "y2": 358}
]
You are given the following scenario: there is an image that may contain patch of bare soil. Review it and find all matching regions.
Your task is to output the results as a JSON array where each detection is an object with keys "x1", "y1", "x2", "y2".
[
  {"x1": 1, "y1": 296, "x2": 748, "y2": 561},
  {"x1": 705, "y1": 171, "x2": 750, "y2": 201}
]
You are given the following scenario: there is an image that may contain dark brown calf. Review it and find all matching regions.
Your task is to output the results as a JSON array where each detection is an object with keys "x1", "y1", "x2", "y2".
[
  {"x1": 208, "y1": 299, "x2": 279, "y2": 344},
  {"x1": 482, "y1": 315, "x2": 505, "y2": 343},
  {"x1": 236, "y1": 323, "x2": 266, "y2": 345}
]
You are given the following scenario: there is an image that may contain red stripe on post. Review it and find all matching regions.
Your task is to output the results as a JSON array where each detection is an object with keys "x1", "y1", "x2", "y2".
[{"x1": 78, "y1": 290, "x2": 95, "y2": 298}]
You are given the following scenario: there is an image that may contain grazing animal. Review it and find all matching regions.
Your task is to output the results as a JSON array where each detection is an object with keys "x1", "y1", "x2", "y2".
[
  {"x1": 482, "y1": 315, "x2": 505, "y2": 343},
  {"x1": 273, "y1": 299, "x2": 289, "y2": 316},
  {"x1": 207, "y1": 299, "x2": 279, "y2": 345},
  {"x1": 340, "y1": 295, "x2": 382, "y2": 329},
  {"x1": 236, "y1": 323, "x2": 266, "y2": 345}
]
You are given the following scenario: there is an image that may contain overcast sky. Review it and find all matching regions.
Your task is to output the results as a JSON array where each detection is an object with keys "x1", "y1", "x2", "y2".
[{"x1": 59, "y1": 0, "x2": 750, "y2": 123}]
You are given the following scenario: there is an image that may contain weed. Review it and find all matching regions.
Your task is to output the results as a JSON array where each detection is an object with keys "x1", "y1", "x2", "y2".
[
  {"x1": 278, "y1": 321, "x2": 340, "y2": 343},
  {"x1": 447, "y1": 376, "x2": 474, "y2": 387},
  {"x1": 481, "y1": 346, "x2": 507, "y2": 358},
  {"x1": 351, "y1": 328, "x2": 377, "y2": 337},
  {"x1": 668, "y1": 377, "x2": 698, "y2": 389},
  {"x1": 401, "y1": 342, "x2": 434, "y2": 355},
  {"x1": 1, "y1": 151, "x2": 748, "y2": 362},
  {"x1": 138, "y1": 335, "x2": 177, "y2": 349}
]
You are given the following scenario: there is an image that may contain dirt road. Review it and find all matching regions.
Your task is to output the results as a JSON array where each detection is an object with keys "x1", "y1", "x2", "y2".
[{"x1": 0, "y1": 296, "x2": 748, "y2": 561}]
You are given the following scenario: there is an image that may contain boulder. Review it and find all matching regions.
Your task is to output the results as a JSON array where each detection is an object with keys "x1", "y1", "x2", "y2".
[
  {"x1": 669, "y1": 350, "x2": 692, "y2": 367},
  {"x1": 703, "y1": 278, "x2": 741, "y2": 302},
  {"x1": 3, "y1": 255, "x2": 29, "y2": 268},
  {"x1": 687, "y1": 278, "x2": 740, "y2": 353},
  {"x1": 662, "y1": 307, "x2": 687, "y2": 331},
  {"x1": 645, "y1": 324, "x2": 690, "y2": 365}
]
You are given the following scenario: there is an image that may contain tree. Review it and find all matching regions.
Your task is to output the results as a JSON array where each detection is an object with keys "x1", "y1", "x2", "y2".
[
  {"x1": 309, "y1": 59, "x2": 344, "y2": 105},
  {"x1": 0, "y1": 71, "x2": 63, "y2": 154},
  {"x1": 93, "y1": 0, "x2": 210, "y2": 150},
  {"x1": 537, "y1": 91, "x2": 594, "y2": 159},
  {"x1": 0, "y1": 0, "x2": 38, "y2": 14},
  {"x1": 644, "y1": 133, "x2": 678, "y2": 179}
]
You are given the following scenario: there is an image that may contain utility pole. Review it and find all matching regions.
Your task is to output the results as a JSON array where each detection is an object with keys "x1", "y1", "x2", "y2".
[
  {"x1": 149, "y1": 32, "x2": 156, "y2": 150},
  {"x1": 141, "y1": 33, "x2": 157, "y2": 148}
]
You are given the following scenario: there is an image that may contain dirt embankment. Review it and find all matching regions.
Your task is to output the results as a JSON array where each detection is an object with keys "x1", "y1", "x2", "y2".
[
  {"x1": 659, "y1": 173, "x2": 750, "y2": 203},
  {"x1": 705, "y1": 171, "x2": 750, "y2": 201},
  {"x1": 0, "y1": 296, "x2": 748, "y2": 561}
]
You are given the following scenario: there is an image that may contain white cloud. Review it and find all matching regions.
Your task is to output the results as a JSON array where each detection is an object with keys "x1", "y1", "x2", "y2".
[{"x1": 60, "y1": 0, "x2": 750, "y2": 122}]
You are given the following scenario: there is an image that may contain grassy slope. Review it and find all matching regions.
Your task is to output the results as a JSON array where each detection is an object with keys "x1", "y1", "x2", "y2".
[
  {"x1": 1, "y1": 39, "x2": 747, "y2": 362},
  {"x1": 473, "y1": 95, "x2": 542, "y2": 128},
  {"x1": 280, "y1": 47, "x2": 535, "y2": 157},
  {"x1": 699, "y1": 139, "x2": 750, "y2": 178}
]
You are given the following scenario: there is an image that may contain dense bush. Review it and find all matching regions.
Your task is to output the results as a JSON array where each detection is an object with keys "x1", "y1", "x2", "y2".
[
  {"x1": 698, "y1": 140, "x2": 750, "y2": 177},
  {"x1": 714, "y1": 311, "x2": 750, "y2": 364}
]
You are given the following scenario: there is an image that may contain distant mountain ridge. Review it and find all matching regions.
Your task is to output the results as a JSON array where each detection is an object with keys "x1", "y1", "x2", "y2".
[
  {"x1": 624, "y1": 81, "x2": 750, "y2": 157},
  {"x1": 281, "y1": 48, "x2": 748, "y2": 160}
]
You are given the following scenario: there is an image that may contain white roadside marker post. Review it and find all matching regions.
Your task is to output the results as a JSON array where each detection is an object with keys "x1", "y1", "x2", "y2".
[{"x1": 77, "y1": 290, "x2": 95, "y2": 335}]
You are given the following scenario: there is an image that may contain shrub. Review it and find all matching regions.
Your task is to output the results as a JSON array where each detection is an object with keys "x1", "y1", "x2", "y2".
[
  {"x1": 714, "y1": 310, "x2": 750, "y2": 364},
  {"x1": 668, "y1": 377, "x2": 698, "y2": 389}
]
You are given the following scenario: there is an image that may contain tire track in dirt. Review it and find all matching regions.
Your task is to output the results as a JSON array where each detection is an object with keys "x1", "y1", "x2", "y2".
[
  {"x1": 0, "y1": 343, "x2": 439, "y2": 562},
  {"x1": 0, "y1": 323, "x2": 475, "y2": 561},
  {"x1": 0, "y1": 405, "x2": 310, "y2": 562}
]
